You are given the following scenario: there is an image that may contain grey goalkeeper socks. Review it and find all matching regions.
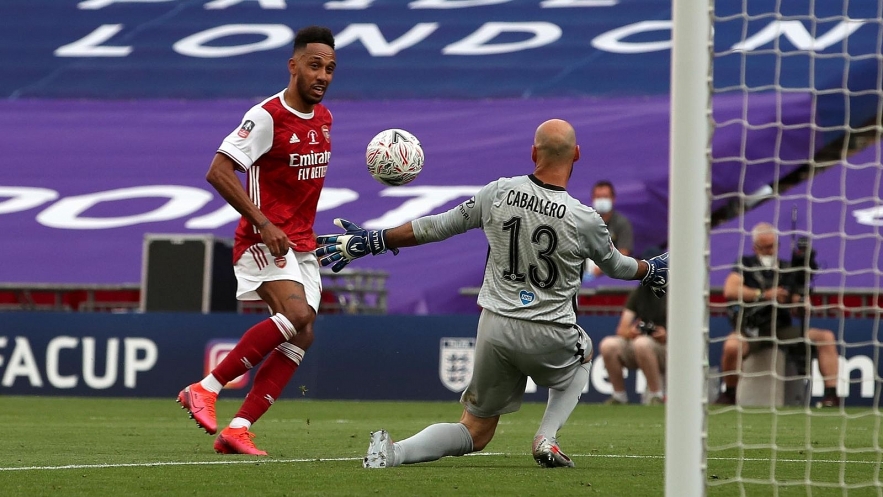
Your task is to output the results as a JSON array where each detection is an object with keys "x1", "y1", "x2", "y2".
[
  {"x1": 397, "y1": 422, "x2": 474, "y2": 464},
  {"x1": 536, "y1": 362, "x2": 591, "y2": 441}
]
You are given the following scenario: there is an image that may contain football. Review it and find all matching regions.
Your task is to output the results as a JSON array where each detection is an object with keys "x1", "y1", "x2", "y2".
[{"x1": 365, "y1": 128, "x2": 424, "y2": 186}]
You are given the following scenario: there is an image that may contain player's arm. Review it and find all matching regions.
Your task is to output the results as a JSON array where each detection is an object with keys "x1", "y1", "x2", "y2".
[
  {"x1": 577, "y1": 211, "x2": 667, "y2": 295},
  {"x1": 206, "y1": 153, "x2": 266, "y2": 228},
  {"x1": 591, "y1": 241, "x2": 661, "y2": 283},
  {"x1": 332, "y1": 205, "x2": 471, "y2": 253},
  {"x1": 313, "y1": 214, "x2": 450, "y2": 272},
  {"x1": 379, "y1": 222, "x2": 419, "y2": 249},
  {"x1": 618, "y1": 219, "x2": 635, "y2": 256},
  {"x1": 206, "y1": 153, "x2": 291, "y2": 257},
  {"x1": 314, "y1": 203, "x2": 481, "y2": 271},
  {"x1": 316, "y1": 185, "x2": 489, "y2": 271},
  {"x1": 595, "y1": 249, "x2": 668, "y2": 297}
]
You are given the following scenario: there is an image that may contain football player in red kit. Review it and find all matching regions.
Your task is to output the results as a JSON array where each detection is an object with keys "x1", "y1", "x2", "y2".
[{"x1": 177, "y1": 25, "x2": 336, "y2": 456}]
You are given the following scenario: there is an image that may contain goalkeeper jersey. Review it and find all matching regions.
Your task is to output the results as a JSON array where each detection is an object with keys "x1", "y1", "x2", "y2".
[{"x1": 412, "y1": 174, "x2": 636, "y2": 325}]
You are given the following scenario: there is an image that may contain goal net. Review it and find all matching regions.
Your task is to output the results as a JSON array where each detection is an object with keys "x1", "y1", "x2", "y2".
[{"x1": 702, "y1": 1, "x2": 883, "y2": 495}]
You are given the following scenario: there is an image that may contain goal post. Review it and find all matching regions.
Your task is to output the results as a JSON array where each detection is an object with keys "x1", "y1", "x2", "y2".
[
  {"x1": 666, "y1": 0, "x2": 711, "y2": 496},
  {"x1": 669, "y1": 0, "x2": 883, "y2": 495}
]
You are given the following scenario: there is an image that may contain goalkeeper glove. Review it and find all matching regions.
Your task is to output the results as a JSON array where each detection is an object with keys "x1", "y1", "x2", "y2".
[
  {"x1": 641, "y1": 252, "x2": 669, "y2": 298},
  {"x1": 315, "y1": 218, "x2": 398, "y2": 273}
]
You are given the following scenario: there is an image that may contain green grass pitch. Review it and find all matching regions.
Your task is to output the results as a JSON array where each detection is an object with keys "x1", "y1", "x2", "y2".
[{"x1": 1, "y1": 396, "x2": 880, "y2": 496}]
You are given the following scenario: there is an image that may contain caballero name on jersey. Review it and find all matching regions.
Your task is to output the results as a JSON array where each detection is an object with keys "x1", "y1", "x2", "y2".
[{"x1": 506, "y1": 190, "x2": 567, "y2": 219}]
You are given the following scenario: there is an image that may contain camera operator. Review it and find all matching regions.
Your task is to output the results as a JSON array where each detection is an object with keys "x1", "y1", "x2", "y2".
[
  {"x1": 600, "y1": 284, "x2": 667, "y2": 405},
  {"x1": 715, "y1": 222, "x2": 840, "y2": 407}
]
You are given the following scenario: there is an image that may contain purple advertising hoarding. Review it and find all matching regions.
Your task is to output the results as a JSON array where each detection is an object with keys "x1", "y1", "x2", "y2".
[
  {"x1": 2, "y1": 95, "x2": 878, "y2": 313},
  {"x1": 711, "y1": 143, "x2": 883, "y2": 291}
]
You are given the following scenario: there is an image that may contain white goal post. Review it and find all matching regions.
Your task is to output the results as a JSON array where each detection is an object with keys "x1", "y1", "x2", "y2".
[
  {"x1": 666, "y1": 0, "x2": 710, "y2": 496},
  {"x1": 669, "y1": 1, "x2": 883, "y2": 496}
]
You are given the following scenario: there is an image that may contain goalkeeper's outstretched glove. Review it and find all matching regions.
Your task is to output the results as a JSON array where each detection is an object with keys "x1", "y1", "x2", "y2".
[
  {"x1": 315, "y1": 218, "x2": 398, "y2": 273},
  {"x1": 641, "y1": 252, "x2": 669, "y2": 298}
]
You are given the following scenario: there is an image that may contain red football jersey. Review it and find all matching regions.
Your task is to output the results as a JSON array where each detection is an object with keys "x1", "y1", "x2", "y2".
[{"x1": 217, "y1": 91, "x2": 332, "y2": 263}]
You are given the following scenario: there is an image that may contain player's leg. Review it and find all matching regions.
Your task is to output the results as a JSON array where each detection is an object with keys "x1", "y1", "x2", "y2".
[
  {"x1": 716, "y1": 331, "x2": 748, "y2": 404},
  {"x1": 177, "y1": 246, "x2": 310, "y2": 438},
  {"x1": 389, "y1": 320, "x2": 511, "y2": 464},
  {"x1": 217, "y1": 253, "x2": 321, "y2": 454},
  {"x1": 632, "y1": 335, "x2": 665, "y2": 404},
  {"x1": 178, "y1": 308, "x2": 296, "y2": 438},
  {"x1": 210, "y1": 279, "x2": 306, "y2": 387},
  {"x1": 179, "y1": 291, "x2": 300, "y2": 437},
  {"x1": 532, "y1": 361, "x2": 589, "y2": 468},
  {"x1": 599, "y1": 336, "x2": 631, "y2": 404},
  {"x1": 228, "y1": 336, "x2": 310, "y2": 427},
  {"x1": 530, "y1": 324, "x2": 592, "y2": 468},
  {"x1": 239, "y1": 277, "x2": 315, "y2": 424},
  {"x1": 363, "y1": 411, "x2": 486, "y2": 469},
  {"x1": 209, "y1": 280, "x2": 311, "y2": 455},
  {"x1": 806, "y1": 327, "x2": 840, "y2": 406},
  {"x1": 383, "y1": 412, "x2": 491, "y2": 468},
  {"x1": 364, "y1": 310, "x2": 521, "y2": 468}
]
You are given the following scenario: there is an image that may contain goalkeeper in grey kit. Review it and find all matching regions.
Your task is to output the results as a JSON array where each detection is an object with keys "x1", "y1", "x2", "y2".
[{"x1": 315, "y1": 118, "x2": 669, "y2": 468}]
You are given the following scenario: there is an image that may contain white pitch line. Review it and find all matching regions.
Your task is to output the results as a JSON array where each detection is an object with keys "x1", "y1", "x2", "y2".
[
  {"x1": 1, "y1": 453, "x2": 877, "y2": 472},
  {"x1": 0, "y1": 457, "x2": 361, "y2": 472}
]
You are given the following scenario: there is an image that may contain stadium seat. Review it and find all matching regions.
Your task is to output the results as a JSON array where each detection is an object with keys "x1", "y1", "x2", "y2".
[{"x1": 736, "y1": 346, "x2": 786, "y2": 408}]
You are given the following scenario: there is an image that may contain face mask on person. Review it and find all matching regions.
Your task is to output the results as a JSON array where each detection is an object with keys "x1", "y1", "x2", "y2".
[
  {"x1": 758, "y1": 255, "x2": 776, "y2": 268},
  {"x1": 593, "y1": 198, "x2": 613, "y2": 214}
]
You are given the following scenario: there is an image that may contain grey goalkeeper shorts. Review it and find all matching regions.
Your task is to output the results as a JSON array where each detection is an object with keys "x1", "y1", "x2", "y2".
[{"x1": 460, "y1": 309, "x2": 592, "y2": 418}]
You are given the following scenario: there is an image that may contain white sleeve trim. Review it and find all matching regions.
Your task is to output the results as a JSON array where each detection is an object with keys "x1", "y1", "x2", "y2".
[{"x1": 218, "y1": 144, "x2": 251, "y2": 172}]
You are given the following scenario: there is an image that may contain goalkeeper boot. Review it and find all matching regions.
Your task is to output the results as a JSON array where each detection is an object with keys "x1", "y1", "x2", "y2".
[
  {"x1": 214, "y1": 427, "x2": 268, "y2": 456},
  {"x1": 819, "y1": 395, "x2": 841, "y2": 408},
  {"x1": 177, "y1": 383, "x2": 218, "y2": 435},
  {"x1": 363, "y1": 430, "x2": 397, "y2": 468},
  {"x1": 532, "y1": 436, "x2": 575, "y2": 468}
]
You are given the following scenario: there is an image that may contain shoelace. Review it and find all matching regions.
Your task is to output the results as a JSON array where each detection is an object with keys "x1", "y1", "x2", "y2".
[
  {"x1": 203, "y1": 396, "x2": 216, "y2": 419},
  {"x1": 231, "y1": 429, "x2": 258, "y2": 447}
]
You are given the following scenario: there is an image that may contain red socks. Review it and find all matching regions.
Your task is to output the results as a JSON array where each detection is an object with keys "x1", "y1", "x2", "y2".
[
  {"x1": 211, "y1": 314, "x2": 295, "y2": 385},
  {"x1": 236, "y1": 343, "x2": 304, "y2": 424}
]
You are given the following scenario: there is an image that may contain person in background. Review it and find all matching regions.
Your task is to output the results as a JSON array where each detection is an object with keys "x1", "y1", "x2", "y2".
[
  {"x1": 584, "y1": 180, "x2": 634, "y2": 280},
  {"x1": 715, "y1": 222, "x2": 840, "y2": 407},
  {"x1": 600, "y1": 284, "x2": 667, "y2": 405}
]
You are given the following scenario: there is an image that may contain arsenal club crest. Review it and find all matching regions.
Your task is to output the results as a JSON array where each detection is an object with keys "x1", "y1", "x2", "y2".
[
  {"x1": 439, "y1": 337, "x2": 475, "y2": 392},
  {"x1": 321, "y1": 124, "x2": 330, "y2": 142},
  {"x1": 274, "y1": 257, "x2": 287, "y2": 268}
]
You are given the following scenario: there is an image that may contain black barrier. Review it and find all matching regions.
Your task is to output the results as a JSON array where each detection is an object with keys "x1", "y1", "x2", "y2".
[{"x1": 0, "y1": 313, "x2": 879, "y2": 405}]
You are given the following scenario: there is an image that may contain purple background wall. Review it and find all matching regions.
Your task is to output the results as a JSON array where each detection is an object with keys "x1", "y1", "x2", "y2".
[
  {"x1": 711, "y1": 144, "x2": 883, "y2": 291},
  {"x1": 6, "y1": 93, "x2": 873, "y2": 313},
  {"x1": 1, "y1": 0, "x2": 880, "y2": 313}
]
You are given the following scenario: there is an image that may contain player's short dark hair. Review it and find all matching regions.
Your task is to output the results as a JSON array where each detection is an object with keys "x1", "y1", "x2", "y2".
[
  {"x1": 293, "y1": 26, "x2": 335, "y2": 52},
  {"x1": 593, "y1": 180, "x2": 616, "y2": 197}
]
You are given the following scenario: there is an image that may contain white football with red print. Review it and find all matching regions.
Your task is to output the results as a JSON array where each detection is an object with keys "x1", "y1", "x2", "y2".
[{"x1": 365, "y1": 128, "x2": 424, "y2": 187}]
